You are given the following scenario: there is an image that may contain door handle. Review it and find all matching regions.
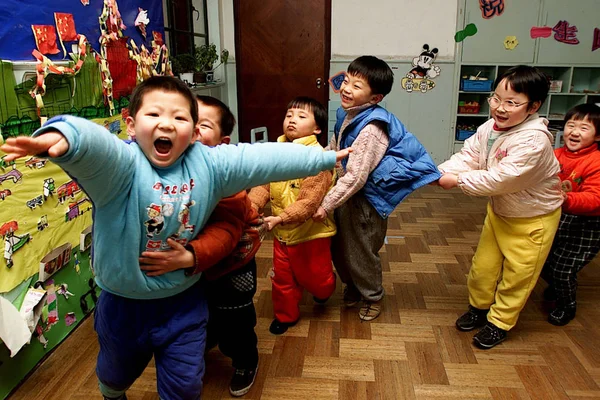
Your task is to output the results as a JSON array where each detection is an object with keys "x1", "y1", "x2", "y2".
[{"x1": 316, "y1": 78, "x2": 323, "y2": 89}]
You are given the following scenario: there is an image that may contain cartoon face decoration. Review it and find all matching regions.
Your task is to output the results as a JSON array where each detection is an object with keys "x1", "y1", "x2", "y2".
[{"x1": 401, "y1": 44, "x2": 441, "y2": 93}]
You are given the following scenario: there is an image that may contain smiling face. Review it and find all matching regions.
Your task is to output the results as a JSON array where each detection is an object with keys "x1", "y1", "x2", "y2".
[
  {"x1": 126, "y1": 90, "x2": 197, "y2": 167},
  {"x1": 283, "y1": 106, "x2": 321, "y2": 141},
  {"x1": 196, "y1": 101, "x2": 228, "y2": 146},
  {"x1": 490, "y1": 78, "x2": 540, "y2": 130},
  {"x1": 339, "y1": 73, "x2": 381, "y2": 110},
  {"x1": 563, "y1": 116, "x2": 599, "y2": 152}
]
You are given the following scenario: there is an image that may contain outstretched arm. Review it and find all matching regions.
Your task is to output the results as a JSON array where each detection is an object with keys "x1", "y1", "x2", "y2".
[{"x1": 0, "y1": 131, "x2": 68, "y2": 161}]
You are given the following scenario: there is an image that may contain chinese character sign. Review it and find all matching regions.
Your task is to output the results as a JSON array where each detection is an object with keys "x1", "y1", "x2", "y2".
[
  {"x1": 553, "y1": 20, "x2": 579, "y2": 45},
  {"x1": 479, "y1": 0, "x2": 504, "y2": 19},
  {"x1": 593, "y1": 28, "x2": 600, "y2": 52}
]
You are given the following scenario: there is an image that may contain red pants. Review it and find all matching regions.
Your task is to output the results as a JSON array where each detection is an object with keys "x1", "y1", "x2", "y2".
[{"x1": 272, "y1": 237, "x2": 336, "y2": 323}]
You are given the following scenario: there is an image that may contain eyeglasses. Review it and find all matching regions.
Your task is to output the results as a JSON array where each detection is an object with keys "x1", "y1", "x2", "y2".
[{"x1": 487, "y1": 96, "x2": 530, "y2": 111}]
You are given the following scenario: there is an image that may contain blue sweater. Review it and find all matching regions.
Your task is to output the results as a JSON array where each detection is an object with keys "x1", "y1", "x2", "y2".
[{"x1": 35, "y1": 115, "x2": 336, "y2": 299}]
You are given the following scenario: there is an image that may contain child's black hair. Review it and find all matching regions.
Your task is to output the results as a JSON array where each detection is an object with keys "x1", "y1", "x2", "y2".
[
  {"x1": 196, "y1": 95, "x2": 236, "y2": 137},
  {"x1": 128, "y1": 76, "x2": 198, "y2": 125},
  {"x1": 493, "y1": 65, "x2": 550, "y2": 111},
  {"x1": 347, "y1": 56, "x2": 394, "y2": 96},
  {"x1": 286, "y1": 96, "x2": 328, "y2": 134},
  {"x1": 564, "y1": 103, "x2": 600, "y2": 140}
]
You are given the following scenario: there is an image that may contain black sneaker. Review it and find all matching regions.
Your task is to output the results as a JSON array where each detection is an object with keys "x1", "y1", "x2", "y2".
[
  {"x1": 473, "y1": 322, "x2": 507, "y2": 349},
  {"x1": 548, "y1": 305, "x2": 576, "y2": 326},
  {"x1": 543, "y1": 285, "x2": 557, "y2": 301},
  {"x1": 103, "y1": 395, "x2": 127, "y2": 400},
  {"x1": 455, "y1": 306, "x2": 489, "y2": 331},
  {"x1": 229, "y1": 365, "x2": 258, "y2": 397},
  {"x1": 269, "y1": 318, "x2": 298, "y2": 335}
]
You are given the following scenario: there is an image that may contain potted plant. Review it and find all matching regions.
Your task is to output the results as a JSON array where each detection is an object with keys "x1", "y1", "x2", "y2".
[
  {"x1": 171, "y1": 53, "x2": 196, "y2": 84},
  {"x1": 194, "y1": 44, "x2": 230, "y2": 83}
]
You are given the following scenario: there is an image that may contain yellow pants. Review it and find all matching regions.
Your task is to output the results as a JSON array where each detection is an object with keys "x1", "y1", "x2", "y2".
[{"x1": 468, "y1": 203, "x2": 561, "y2": 331}]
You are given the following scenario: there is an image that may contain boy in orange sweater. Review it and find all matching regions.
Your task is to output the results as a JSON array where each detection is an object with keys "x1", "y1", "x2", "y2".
[
  {"x1": 139, "y1": 95, "x2": 262, "y2": 397},
  {"x1": 542, "y1": 103, "x2": 600, "y2": 326}
]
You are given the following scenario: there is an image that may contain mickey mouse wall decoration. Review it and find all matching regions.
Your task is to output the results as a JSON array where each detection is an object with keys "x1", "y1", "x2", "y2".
[{"x1": 401, "y1": 44, "x2": 441, "y2": 94}]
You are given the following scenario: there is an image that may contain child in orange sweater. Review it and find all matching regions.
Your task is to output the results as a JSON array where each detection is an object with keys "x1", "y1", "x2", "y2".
[{"x1": 542, "y1": 103, "x2": 600, "y2": 326}]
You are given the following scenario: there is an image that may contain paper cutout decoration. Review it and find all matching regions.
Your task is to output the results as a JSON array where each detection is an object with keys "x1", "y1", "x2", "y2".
[
  {"x1": 455, "y1": 23, "x2": 478, "y2": 42},
  {"x1": 504, "y1": 36, "x2": 519, "y2": 50},
  {"x1": 401, "y1": 77, "x2": 435, "y2": 94},
  {"x1": 553, "y1": 20, "x2": 579, "y2": 45},
  {"x1": 31, "y1": 25, "x2": 60, "y2": 55},
  {"x1": 530, "y1": 26, "x2": 552, "y2": 39},
  {"x1": 403, "y1": 44, "x2": 440, "y2": 94},
  {"x1": 54, "y1": 13, "x2": 78, "y2": 57},
  {"x1": 45, "y1": 279, "x2": 59, "y2": 328},
  {"x1": 65, "y1": 312, "x2": 77, "y2": 326},
  {"x1": 328, "y1": 71, "x2": 345, "y2": 93},
  {"x1": 593, "y1": 28, "x2": 600, "y2": 52},
  {"x1": 39, "y1": 243, "x2": 72, "y2": 281},
  {"x1": 56, "y1": 283, "x2": 74, "y2": 299},
  {"x1": 479, "y1": 0, "x2": 504, "y2": 19},
  {"x1": 1, "y1": 221, "x2": 32, "y2": 268},
  {"x1": 135, "y1": 8, "x2": 149, "y2": 39},
  {"x1": 152, "y1": 31, "x2": 164, "y2": 46}
]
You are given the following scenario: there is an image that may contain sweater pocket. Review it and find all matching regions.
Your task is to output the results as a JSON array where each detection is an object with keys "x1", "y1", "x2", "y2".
[{"x1": 371, "y1": 156, "x2": 415, "y2": 184}]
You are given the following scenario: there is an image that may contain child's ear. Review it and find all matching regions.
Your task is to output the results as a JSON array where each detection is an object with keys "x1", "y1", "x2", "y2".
[
  {"x1": 370, "y1": 93, "x2": 384, "y2": 104},
  {"x1": 126, "y1": 116, "x2": 136, "y2": 139},
  {"x1": 314, "y1": 127, "x2": 322, "y2": 135},
  {"x1": 528, "y1": 100, "x2": 542, "y2": 114},
  {"x1": 190, "y1": 125, "x2": 200, "y2": 143},
  {"x1": 221, "y1": 136, "x2": 231, "y2": 145}
]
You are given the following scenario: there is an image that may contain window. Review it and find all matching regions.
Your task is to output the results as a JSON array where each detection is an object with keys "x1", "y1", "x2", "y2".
[{"x1": 162, "y1": 0, "x2": 208, "y2": 55}]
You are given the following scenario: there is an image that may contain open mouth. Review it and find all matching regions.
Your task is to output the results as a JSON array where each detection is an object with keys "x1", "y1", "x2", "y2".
[
  {"x1": 341, "y1": 95, "x2": 352, "y2": 103},
  {"x1": 154, "y1": 138, "x2": 173, "y2": 155}
]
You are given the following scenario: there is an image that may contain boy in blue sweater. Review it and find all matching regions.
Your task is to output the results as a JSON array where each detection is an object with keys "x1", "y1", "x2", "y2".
[{"x1": 1, "y1": 76, "x2": 349, "y2": 400}]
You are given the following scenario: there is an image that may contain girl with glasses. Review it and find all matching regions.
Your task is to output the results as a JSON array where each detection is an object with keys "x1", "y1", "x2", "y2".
[{"x1": 436, "y1": 65, "x2": 563, "y2": 349}]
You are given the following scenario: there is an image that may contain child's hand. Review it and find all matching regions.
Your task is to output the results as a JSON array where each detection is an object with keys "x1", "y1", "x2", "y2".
[
  {"x1": 139, "y1": 238, "x2": 195, "y2": 276},
  {"x1": 312, "y1": 206, "x2": 327, "y2": 222},
  {"x1": 335, "y1": 148, "x2": 353, "y2": 162},
  {"x1": 438, "y1": 173, "x2": 459, "y2": 190},
  {"x1": 0, "y1": 131, "x2": 68, "y2": 161},
  {"x1": 264, "y1": 215, "x2": 282, "y2": 231}
]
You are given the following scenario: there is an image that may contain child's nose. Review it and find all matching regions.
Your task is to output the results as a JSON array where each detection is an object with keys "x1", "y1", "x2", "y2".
[{"x1": 159, "y1": 119, "x2": 175, "y2": 130}]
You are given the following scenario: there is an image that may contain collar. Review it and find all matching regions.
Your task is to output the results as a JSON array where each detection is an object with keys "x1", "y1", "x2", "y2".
[
  {"x1": 277, "y1": 134, "x2": 318, "y2": 146},
  {"x1": 344, "y1": 103, "x2": 375, "y2": 120},
  {"x1": 561, "y1": 143, "x2": 600, "y2": 157}
]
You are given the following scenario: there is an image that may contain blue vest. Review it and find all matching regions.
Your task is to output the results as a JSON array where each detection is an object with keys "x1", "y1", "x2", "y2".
[{"x1": 335, "y1": 105, "x2": 441, "y2": 218}]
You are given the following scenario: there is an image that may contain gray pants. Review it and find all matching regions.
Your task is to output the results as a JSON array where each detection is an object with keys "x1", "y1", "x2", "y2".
[{"x1": 332, "y1": 192, "x2": 387, "y2": 302}]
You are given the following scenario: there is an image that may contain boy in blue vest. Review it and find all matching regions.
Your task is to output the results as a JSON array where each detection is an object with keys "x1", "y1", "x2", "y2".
[
  {"x1": 1, "y1": 76, "x2": 349, "y2": 400},
  {"x1": 313, "y1": 56, "x2": 440, "y2": 321}
]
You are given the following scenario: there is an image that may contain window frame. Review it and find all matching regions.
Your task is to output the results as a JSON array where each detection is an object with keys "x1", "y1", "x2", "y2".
[{"x1": 163, "y1": 0, "x2": 209, "y2": 56}]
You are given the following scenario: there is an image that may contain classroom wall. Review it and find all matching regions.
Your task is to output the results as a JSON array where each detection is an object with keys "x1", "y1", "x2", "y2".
[
  {"x1": 331, "y1": 0, "x2": 458, "y2": 61},
  {"x1": 218, "y1": 0, "x2": 460, "y2": 157}
]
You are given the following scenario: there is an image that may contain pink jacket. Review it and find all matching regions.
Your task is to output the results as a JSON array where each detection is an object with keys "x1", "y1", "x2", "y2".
[{"x1": 439, "y1": 115, "x2": 562, "y2": 217}]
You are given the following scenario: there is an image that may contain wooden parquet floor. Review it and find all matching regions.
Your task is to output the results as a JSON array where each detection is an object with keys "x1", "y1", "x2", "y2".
[{"x1": 8, "y1": 186, "x2": 600, "y2": 400}]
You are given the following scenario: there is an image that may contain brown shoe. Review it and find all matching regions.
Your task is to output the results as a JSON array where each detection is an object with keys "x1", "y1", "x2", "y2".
[{"x1": 359, "y1": 301, "x2": 381, "y2": 321}]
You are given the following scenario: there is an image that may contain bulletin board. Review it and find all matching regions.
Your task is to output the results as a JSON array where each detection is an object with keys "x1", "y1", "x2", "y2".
[
  {"x1": 0, "y1": 0, "x2": 164, "y2": 61},
  {"x1": 0, "y1": 115, "x2": 128, "y2": 400}
]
